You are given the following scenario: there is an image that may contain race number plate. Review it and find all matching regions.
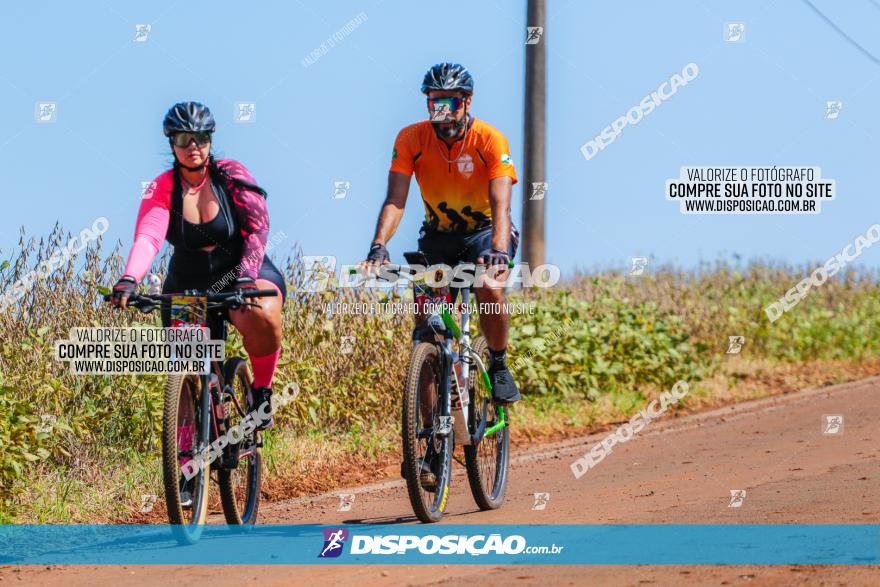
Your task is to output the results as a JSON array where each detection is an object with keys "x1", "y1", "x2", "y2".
[
  {"x1": 412, "y1": 268, "x2": 452, "y2": 314},
  {"x1": 169, "y1": 296, "x2": 207, "y2": 328}
]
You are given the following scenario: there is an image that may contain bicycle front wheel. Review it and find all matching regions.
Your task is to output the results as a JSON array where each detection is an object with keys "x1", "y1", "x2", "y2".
[
  {"x1": 402, "y1": 342, "x2": 452, "y2": 523},
  {"x1": 218, "y1": 357, "x2": 262, "y2": 527},
  {"x1": 464, "y1": 336, "x2": 510, "y2": 510},
  {"x1": 162, "y1": 372, "x2": 210, "y2": 544}
]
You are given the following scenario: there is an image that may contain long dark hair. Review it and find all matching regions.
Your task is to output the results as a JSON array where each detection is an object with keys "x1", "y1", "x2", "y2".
[{"x1": 172, "y1": 153, "x2": 268, "y2": 198}]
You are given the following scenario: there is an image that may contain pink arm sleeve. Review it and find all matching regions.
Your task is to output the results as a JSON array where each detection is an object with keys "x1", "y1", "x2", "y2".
[
  {"x1": 220, "y1": 160, "x2": 269, "y2": 280},
  {"x1": 123, "y1": 172, "x2": 173, "y2": 281}
]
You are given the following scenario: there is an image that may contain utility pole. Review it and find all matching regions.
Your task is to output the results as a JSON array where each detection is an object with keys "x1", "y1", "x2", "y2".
[{"x1": 522, "y1": 0, "x2": 546, "y2": 267}]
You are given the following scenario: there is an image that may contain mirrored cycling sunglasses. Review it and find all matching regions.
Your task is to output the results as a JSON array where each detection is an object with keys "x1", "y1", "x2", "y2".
[
  {"x1": 427, "y1": 97, "x2": 464, "y2": 122},
  {"x1": 171, "y1": 132, "x2": 212, "y2": 148}
]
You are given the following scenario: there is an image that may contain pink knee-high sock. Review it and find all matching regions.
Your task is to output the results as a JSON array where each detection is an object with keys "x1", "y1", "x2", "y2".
[{"x1": 251, "y1": 348, "x2": 280, "y2": 388}]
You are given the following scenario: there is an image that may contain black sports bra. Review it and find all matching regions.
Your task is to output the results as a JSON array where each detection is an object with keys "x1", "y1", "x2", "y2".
[{"x1": 182, "y1": 204, "x2": 230, "y2": 250}]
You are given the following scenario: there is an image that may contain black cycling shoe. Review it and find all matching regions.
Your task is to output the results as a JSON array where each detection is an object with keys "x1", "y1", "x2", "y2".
[
  {"x1": 400, "y1": 457, "x2": 438, "y2": 491},
  {"x1": 248, "y1": 385, "x2": 274, "y2": 430},
  {"x1": 489, "y1": 364, "x2": 521, "y2": 404},
  {"x1": 418, "y1": 456, "x2": 438, "y2": 492}
]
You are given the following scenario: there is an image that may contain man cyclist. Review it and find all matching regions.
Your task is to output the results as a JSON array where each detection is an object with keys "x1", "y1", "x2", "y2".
[{"x1": 362, "y1": 62, "x2": 521, "y2": 405}]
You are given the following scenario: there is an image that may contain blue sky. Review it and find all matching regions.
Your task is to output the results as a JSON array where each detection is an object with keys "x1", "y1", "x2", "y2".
[{"x1": 1, "y1": 0, "x2": 879, "y2": 275}]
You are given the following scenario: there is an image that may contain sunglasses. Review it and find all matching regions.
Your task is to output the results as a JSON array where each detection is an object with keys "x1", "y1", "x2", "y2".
[
  {"x1": 172, "y1": 132, "x2": 212, "y2": 148},
  {"x1": 427, "y1": 97, "x2": 465, "y2": 121}
]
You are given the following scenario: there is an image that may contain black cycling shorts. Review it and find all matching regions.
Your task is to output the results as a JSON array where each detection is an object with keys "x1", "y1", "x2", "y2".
[
  {"x1": 417, "y1": 224, "x2": 519, "y2": 267},
  {"x1": 160, "y1": 254, "x2": 287, "y2": 327},
  {"x1": 415, "y1": 224, "x2": 519, "y2": 305}
]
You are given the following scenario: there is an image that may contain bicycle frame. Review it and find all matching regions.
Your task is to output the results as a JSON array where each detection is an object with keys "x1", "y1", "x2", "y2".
[
  {"x1": 106, "y1": 286, "x2": 274, "y2": 532},
  {"x1": 194, "y1": 308, "x2": 257, "y2": 468},
  {"x1": 438, "y1": 288, "x2": 507, "y2": 446},
  {"x1": 401, "y1": 252, "x2": 508, "y2": 447},
  {"x1": 167, "y1": 295, "x2": 258, "y2": 469}
]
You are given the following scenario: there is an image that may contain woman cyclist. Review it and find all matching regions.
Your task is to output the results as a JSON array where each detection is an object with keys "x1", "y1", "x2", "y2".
[{"x1": 109, "y1": 101, "x2": 286, "y2": 429}]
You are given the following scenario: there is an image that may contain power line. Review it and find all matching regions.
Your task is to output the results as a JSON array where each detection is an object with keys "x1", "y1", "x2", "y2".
[{"x1": 801, "y1": 0, "x2": 880, "y2": 67}]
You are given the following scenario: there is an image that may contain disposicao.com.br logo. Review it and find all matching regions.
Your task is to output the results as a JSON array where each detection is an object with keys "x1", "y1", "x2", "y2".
[
  {"x1": 318, "y1": 532, "x2": 564, "y2": 558},
  {"x1": 318, "y1": 528, "x2": 349, "y2": 558}
]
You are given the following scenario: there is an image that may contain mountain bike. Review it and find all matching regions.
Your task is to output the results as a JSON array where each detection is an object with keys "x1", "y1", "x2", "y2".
[
  {"x1": 400, "y1": 252, "x2": 511, "y2": 523},
  {"x1": 104, "y1": 287, "x2": 276, "y2": 543}
]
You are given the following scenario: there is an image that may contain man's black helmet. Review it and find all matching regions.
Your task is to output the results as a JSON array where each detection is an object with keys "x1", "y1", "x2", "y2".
[
  {"x1": 163, "y1": 101, "x2": 215, "y2": 137},
  {"x1": 421, "y1": 63, "x2": 473, "y2": 95}
]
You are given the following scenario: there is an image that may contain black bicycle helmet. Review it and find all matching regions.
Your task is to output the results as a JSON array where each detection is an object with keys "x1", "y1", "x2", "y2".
[
  {"x1": 421, "y1": 63, "x2": 473, "y2": 95},
  {"x1": 162, "y1": 101, "x2": 215, "y2": 137}
]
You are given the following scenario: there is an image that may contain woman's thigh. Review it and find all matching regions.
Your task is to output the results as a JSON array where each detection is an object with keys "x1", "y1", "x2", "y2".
[{"x1": 228, "y1": 279, "x2": 283, "y2": 333}]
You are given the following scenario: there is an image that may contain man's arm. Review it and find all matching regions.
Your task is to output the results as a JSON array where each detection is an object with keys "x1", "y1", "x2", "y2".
[
  {"x1": 363, "y1": 171, "x2": 411, "y2": 266},
  {"x1": 370, "y1": 171, "x2": 411, "y2": 247},
  {"x1": 487, "y1": 176, "x2": 513, "y2": 252}
]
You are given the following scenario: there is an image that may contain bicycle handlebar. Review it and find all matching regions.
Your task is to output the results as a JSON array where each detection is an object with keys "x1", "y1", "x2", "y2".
[
  {"x1": 103, "y1": 288, "x2": 278, "y2": 314},
  {"x1": 349, "y1": 259, "x2": 515, "y2": 275}
]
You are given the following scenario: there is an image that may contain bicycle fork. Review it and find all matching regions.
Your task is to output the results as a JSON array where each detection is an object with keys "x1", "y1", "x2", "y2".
[{"x1": 436, "y1": 340, "x2": 455, "y2": 440}]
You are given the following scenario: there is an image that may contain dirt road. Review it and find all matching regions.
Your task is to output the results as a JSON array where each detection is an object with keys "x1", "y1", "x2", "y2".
[{"x1": 4, "y1": 377, "x2": 879, "y2": 585}]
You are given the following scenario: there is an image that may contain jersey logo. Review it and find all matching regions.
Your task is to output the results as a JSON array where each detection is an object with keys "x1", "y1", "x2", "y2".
[
  {"x1": 501, "y1": 154, "x2": 512, "y2": 165},
  {"x1": 392, "y1": 148, "x2": 398, "y2": 160},
  {"x1": 456, "y1": 153, "x2": 474, "y2": 178}
]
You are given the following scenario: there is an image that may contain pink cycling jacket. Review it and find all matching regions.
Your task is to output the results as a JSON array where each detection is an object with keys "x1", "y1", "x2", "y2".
[{"x1": 123, "y1": 159, "x2": 269, "y2": 281}]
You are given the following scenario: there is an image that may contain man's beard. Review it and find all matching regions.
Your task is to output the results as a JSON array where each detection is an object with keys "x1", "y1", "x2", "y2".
[{"x1": 432, "y1": 114, "x2": 467, "y2": 140}]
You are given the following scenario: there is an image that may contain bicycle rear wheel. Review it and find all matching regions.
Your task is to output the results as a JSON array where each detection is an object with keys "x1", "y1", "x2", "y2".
[
  {"x1": 218, "y1": 357, "x2": 262, "y2": 526},
  {"x1": 464, "y1": 336, "x2": 510, "y2": 510},
  {"x1": 402, "y1": 342, "x2": 452, "y2": 523},
  {"x1": 162, "y1": 373, "x2": 210, "y2": 544}
]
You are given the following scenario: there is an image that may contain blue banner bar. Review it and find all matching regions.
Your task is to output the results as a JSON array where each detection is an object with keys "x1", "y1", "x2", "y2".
[{"x1": 1, "y1": 524, "x2": 878, "y2": 565}]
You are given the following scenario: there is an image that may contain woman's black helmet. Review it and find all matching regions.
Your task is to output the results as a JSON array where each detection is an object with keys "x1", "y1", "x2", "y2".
[
  {"x1": 421, "y1": 63, "x2": 473, "y2": 95},
  {"x1": 163, "y1": 101, "x2": 215, "y2": 137}
]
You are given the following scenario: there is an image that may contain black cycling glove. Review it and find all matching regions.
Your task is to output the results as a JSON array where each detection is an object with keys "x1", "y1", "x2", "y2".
[
  {"x1": 479, "y1": 248, "x2": 511, "y2": 269},
  {"x1": 111, "y1": 275, "x2": 138, "y2": 306},
  {"x1": 366, "y1": 242, "x2": 389, "y2": 264}
]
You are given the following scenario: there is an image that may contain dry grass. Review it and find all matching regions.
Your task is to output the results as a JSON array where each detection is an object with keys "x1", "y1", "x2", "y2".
[{"x1": 3, "y1": 225, "x2": 880, "y2": 521}]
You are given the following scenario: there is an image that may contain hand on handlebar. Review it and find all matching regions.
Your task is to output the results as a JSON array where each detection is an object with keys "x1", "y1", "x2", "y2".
[
  {"x1": 231, "y1": 276, "x2": 258, "y2": 312},
  {"x1": 357, "y1": 242, "x2": 390, "y2": 276},
  {"x1": 110, "y1": 275, "x2": 138, "y2": 310},
  {"x1": 103, "y1": 284, "x2": 277, "y2": 314},
  {"x1": 476, "y1": 248, "x2": 512, "y2": 271}
]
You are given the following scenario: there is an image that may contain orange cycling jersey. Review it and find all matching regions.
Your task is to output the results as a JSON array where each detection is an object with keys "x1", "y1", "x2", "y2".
[{"x1": 390, "y1": 118, "x2": 518, "y2": 232}]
